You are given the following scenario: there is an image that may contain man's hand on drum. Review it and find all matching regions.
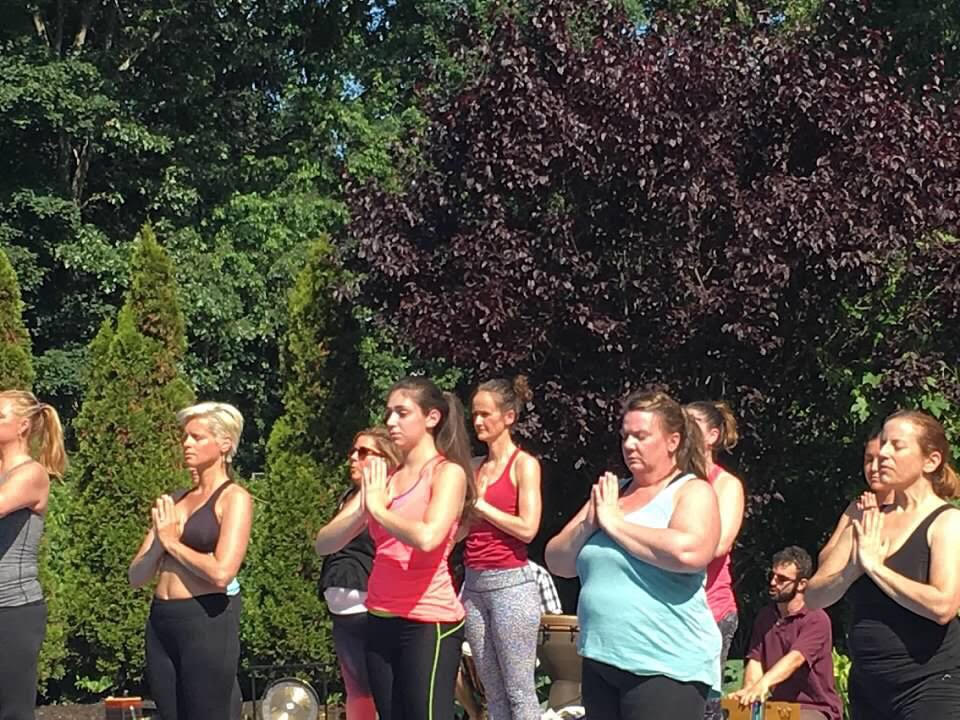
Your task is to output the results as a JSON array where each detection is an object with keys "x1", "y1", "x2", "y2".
[{"x1": 729, "y1": 676, "x2": 772, "y2": 707}]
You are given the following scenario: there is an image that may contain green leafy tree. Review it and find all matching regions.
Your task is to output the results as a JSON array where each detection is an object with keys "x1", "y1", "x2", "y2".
[
  {"x1": 0, "y1": 247, "x2": 34, "y2": 389},
  {"x1": 62, "y1": 225, "x2": 193, "y2": 694},
  {"x1": 240, "y1": 236, "x2": 366, "y2": 676}
]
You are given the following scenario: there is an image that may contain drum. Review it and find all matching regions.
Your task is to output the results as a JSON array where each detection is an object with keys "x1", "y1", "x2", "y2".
[
  {"x1": 719, "y1": 699, "x2": 801, "y2": 719},
  {"x1": 537, "y1": 614, "x2": 581, "y2": 710}
]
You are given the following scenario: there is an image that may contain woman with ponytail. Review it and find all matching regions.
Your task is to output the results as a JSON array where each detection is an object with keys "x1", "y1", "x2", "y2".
[
  {"x1": 807, "y1": 410, "x2": 960, "y2": 720},
  {"x1": 360, "y1": 377, "x2": 476, "y2": 720},
  {"x1": 685, "y1": 401, "x2": 745, "y2": 720},
  {"x1": 0, "y1": 390, "x2": 66, "y2": 720},
  {"x1": 462, "y1": 375, "x2": 542, "y2": 720},
  {"x1": 545, "y1": 391, "x2": 721, "y2": 720}
]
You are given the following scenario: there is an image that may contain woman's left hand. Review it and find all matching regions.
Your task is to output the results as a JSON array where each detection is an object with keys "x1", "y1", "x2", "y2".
[
  {"x1": 853, "y1": 507, "x2": 889, "y2": 574},
  {"x1": 592, "y1": 472, "x2": 622, "y2": 531},
  {"x1": 362, "y1": 457, "x2": 389, "y2": 517}
]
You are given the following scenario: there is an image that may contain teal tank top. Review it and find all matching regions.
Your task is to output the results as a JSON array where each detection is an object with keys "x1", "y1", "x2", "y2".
[{"x1": 575, "y1": 473, "x2": 722, "y2": 692}]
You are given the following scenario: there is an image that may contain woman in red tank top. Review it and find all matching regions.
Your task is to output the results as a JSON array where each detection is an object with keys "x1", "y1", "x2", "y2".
[
  {"x1": 463, "y1": 376, "x2": 543, "y2": 720},
  {"x1": 360, "y1": 377, "x2": 477, "y2": 720},
  {"x1": 685, "y1": 400, "x2": 745, "y2": 720}
]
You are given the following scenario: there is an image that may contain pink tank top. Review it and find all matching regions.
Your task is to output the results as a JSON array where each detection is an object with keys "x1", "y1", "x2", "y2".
[
  {"x1": 705, "y1": 464, "x2": 738, "y2": 621},
  {"x1": 464, "y1": 448, "x2": 528, "y2": 570},
  {"x1": 365, "y1": 456, "x2": 464, "y2": 623}
]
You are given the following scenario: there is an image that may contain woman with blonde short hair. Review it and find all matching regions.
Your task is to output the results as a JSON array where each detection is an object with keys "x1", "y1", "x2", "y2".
[
  {"x1": 0, "y1": 390, "x2": 66, "y2": 720},
  {"x1": 129, "y1": 402, "x2": 253, "y2": 720}
]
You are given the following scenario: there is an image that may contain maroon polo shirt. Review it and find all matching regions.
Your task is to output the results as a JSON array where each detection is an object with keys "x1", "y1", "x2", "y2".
[{"x1": 746, "y1": 604, "x2": 842, "y2": 720}]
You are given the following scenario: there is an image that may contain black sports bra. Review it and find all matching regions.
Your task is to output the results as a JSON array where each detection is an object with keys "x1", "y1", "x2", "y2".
[{"x1": 173, "y1": 481, "x2": 233, "y2": 554}]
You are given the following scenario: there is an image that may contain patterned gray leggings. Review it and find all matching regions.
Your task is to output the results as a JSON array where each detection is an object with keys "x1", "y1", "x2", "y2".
[
  {"x1": 463, "y1": 565, "x2": 542, "y2": 720},
  {"x1": 704, "y1": 611, "x2": 739, "y2": 720}
]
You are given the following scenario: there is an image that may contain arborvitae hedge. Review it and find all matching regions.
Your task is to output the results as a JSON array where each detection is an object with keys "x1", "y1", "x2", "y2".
[
  {"x1": 241, "y1": 236, "x2": 367, "y2": 679},
  {"x1": 0, "y1": 248, "x2": 34, "y2": 390},
  {"x1": 63, "y1": 225, "x2": 194, "y2": 693}
]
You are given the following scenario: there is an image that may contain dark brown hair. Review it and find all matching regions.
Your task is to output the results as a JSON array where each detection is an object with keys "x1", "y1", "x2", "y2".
[
  {"x1": 474, "y1": 375, "x2": 533, "y2": 418},
  {"x1": 389, "y1": 377, "x2": 477, "y2": 518}
]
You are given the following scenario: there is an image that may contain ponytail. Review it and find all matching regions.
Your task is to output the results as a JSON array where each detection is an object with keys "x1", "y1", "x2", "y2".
[
  {"x1": 35, "y1": 404, "x2": 67, "y2": 477},
  {"x1": 437, "y1": 392, "x2": 477, "y2": 520},
  {"x1": 686, "y1": 400, "x2": 739, "y2": 455},
  {"x1": 388, "y1": 377, "x2": 477, "y2": 520},
  {"x1": 938, "y1": 464, "x2": 960, "y2": 501},
  {"x1": 0, "y1": 390, "x2": 67, "y2": 477},
  {"x1": 680, "y1": 412, "x2": 709, "y2": 480}
]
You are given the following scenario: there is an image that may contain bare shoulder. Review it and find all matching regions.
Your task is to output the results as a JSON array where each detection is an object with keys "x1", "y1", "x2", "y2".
[
  {"x1": 222, "y1": 482, "x2": 253, "y2": 508},
  {"x1": 515, "y1": 450, "x2": 541, "y2": 475},
  {"x1": 930, "y1": 504, "x2": 960, "y2": 541},
  {"x1": 436, "y1": 459, "x2": 466, "y2": 484},
  {"x1": 679, "y1": 477, "x2": 717, "y2": 504},
  {"x1": 714, "y1": 469, "x2": 744, "y2": 492},
  {"x1": 7, "y1": 460, "x2": 49, "y2": 487}
]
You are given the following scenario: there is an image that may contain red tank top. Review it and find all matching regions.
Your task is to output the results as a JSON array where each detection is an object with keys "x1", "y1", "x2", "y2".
[
  {"x1": 464, "y1": 448, "x2": 528, "y2": 570},
  {"x1": 366, "y1": 456, "x2": 464, "y2": 622},
  {"x1": 705, "y1": 464, "x2": 738, "y2": 621}
]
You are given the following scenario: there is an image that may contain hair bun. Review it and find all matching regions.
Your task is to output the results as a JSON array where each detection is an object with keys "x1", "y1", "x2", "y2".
[{"x1": 513, "y1": 375, "x2": 534, "y2": 405}]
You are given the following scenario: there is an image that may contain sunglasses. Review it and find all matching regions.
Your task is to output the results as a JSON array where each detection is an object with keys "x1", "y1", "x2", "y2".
[
  {"x1": 349, "y1": 446, "x2": 384, "y2": 461},
  {"x1": 769, "y1": 571, "x2": 800, "y2": 585}
]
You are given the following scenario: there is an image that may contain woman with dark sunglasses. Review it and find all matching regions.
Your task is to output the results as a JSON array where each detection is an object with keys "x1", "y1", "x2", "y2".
[{"x1": 315, "y1": 427, "x2": 403, "y2": 720}]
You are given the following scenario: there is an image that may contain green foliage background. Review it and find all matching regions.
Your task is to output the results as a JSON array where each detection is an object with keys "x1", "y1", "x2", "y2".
[{"x1": 0, "y1": 0, "x2": 957, "y2": 705}]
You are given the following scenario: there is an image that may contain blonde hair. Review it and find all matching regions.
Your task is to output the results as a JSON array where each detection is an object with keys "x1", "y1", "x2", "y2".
[
  {"x1": 176, "y1": 402, "x2": 244, "y2": 464},
  {"x1": 353, "y1": 427, "x2": 403, "y2": 470},
  {"x1": 0, "y1": 390, "x2": 67, "y2": 477}
]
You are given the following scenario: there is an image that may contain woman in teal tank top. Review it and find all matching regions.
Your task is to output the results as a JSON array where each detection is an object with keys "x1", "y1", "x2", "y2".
[{"x1": 545, "y1": 391, "x2": 723, "y2": 720}]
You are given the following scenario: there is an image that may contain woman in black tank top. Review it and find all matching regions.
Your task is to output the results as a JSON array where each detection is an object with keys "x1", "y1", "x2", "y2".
[
  {"x1": 128, "y1": 402, "x2": 252, "y2": 720},
  {"x1": 807, "y1": 410, "x2": 960, "y2": 720}
]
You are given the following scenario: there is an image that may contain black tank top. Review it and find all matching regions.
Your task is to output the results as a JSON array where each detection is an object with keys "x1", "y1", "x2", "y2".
[
  {"x1": 319, "y1": 487, "x2": 374, "y2": 592},
  {"x1": 847, "y1": 504, "x2": 960, "y2": 683},
  {"x1": 173, "y1": 481, "x2": 233, "y2": 554}
]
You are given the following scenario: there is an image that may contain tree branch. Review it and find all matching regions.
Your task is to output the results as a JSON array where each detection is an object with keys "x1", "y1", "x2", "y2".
[
  {"x1": 118, "y1": 14, "x2": 172, "y2": 72},
  {"x1": 32, "y1": 11, "x2": 51, "y2": 49},
  {"x1": 72, "y1": 137, "x2": 93, "y2": 202},
  {"x1": 54, "y1": 0, "x2": 65, "y2": 55},
  {"x1": 73, "y1": 0, "x2": 99, "y2": 52}
]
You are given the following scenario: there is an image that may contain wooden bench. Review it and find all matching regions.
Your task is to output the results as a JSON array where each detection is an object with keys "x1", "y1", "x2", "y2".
[{"x1": 720, "y1": 699, "x2": 802, "y2": 719}]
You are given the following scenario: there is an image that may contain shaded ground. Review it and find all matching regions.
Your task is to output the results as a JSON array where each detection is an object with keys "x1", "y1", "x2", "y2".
[
  {"x1": 37, "y1": 706, "x2": 103, "y2": 720},
  {"x1": 37, "y1": 703, "x2": 340, "y2": 719}
]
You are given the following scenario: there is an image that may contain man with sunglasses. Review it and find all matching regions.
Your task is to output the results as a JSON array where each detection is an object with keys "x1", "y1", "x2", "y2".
[{"x1": 729, "y1": 546, "x2": 842, "y2": 720}]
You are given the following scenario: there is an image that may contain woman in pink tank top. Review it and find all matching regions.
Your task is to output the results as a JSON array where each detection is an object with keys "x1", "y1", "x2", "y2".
[
  {"x1": 463, "y1": 376, "x2": 543, "y2": 720},
  {"x1": 685, "y1": 401, "x2": 745, "y2": 720},
  {"x1": 360, "y1": 377, "x2": 478, "y2": 720}
]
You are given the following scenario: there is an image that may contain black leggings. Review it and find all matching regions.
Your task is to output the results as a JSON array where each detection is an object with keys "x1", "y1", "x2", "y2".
[
  {"x1": 582, "y1": 657, "x2": 709, "y2": 720},
  {"x1": 146, "y1": 594, "x2": 239, "y2": 720},
  {"x1": 0, "y1": 600, "x2": 46, "y2": 720},
  {"x1": 365, "y1": 614, "x2": 465, "y2": 720},
  {"x1": 228, "y1": 593, "x2": 243, "y2": 720},
  {"x1": 850, "y1": 668, "x2": 960, "y2": 720}
]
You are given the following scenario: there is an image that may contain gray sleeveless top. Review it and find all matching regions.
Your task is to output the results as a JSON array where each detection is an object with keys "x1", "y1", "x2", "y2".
[{"x1": 0, "y1": 462, "x2": 45, "y2": 606}]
